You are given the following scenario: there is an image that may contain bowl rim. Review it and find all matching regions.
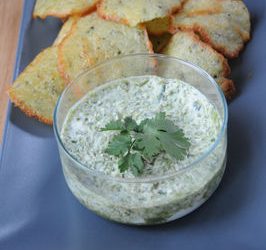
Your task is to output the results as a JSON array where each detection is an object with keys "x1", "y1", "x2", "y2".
[{"x1": 53, "y1": 53, "x2": 228, "y2": 183}]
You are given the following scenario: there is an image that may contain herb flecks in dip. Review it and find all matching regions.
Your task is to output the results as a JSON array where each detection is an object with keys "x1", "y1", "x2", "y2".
[{"x1": 60, "y1": 76, "x2": 226, "y2": 224}]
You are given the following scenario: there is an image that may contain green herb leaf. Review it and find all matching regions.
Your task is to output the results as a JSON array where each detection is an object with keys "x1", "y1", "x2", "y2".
[
  {"x1": 158, "y1": 131, "x2": 189, "y2": 161},
  {"x1": 129, "y1": 152, "x2": 144, "y2": 176},
  {"x1": 118, "y1": 153, "x2": 130, "y2": 173},
  {"x1": 101, "y1": 120, "x2": 125, "y2": 131},
  {"x1": 153, "y1": 112, "x2": 178, "y2": 133},
  {"x1": 137, "y1": 118, "x2": 149, "y2": 132},
  {"x1": 135, "y1": 133, "x2": 161, "y2": 160},
  {"x1": 102, "y1": 113, "x2": 190, "y2": 176},
  {"x1": 105, "y1": 133, "x2": 131, "y2": 156},
  {"x1": 118, "y1": 152, "x2": 144, "y2": 176},
  {"x1": 137, "y1": 112, "x2": 190, "y2": 161},
  {"x1": 124, "y1": 117, "x2": 138, "y2": 131}
]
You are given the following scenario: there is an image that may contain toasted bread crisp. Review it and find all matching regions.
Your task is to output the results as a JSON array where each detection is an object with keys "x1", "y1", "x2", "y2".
[
  {"x1": 144, "y1": 16, "x2": 171, "y2": 35},
  {"x1": 162, "y1": 31, "x2": 234, "y2": 98},
  {"x1": 180, "y1": 0, "x2": 250, "y2": 41},
  {"x1": 170, "y1": 0, "x2": 250, "y2": 58},
  {"x1": 58, "y1": 13, "x2": 153, "y2": 82},
  {"x1": 97, "y1": 0, "x2": 183, "y2": 27},
  {"x1": 216, "y1": 77, "x2": 235, "y2": 99},
  {"x1": 53, "y1": 18, "x2": 77, "y2": 45},
  {"x1": 33, "y1": 0, "x2": 99, "y2": 19},
  {"x1": 8, "y1": 47, "x2": 65, "y2": 124}
]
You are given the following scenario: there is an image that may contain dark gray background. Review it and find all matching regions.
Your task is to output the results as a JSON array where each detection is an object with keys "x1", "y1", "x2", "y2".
[{"x1": 0, "y1": 0, "x2": 265, "y2": 249}]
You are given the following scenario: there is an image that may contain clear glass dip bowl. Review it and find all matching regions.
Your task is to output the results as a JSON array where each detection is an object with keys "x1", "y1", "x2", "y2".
[{"x1": 54, "y1": 54, "x2": 228, "y2": 225}]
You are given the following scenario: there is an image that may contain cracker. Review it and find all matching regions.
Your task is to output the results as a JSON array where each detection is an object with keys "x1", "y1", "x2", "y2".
[
  {"x1": 58, "y1": 13, "x2": 153, "y2": 82},
  {"x1": 216, "y1": 77, "x2": 235, "y2": 99},
  {"x1": 97, "y1": 0, "x2": 183, "y2": 27},
  {"x1": 8, "y1": 47, "x2": 65, "y2": 124},
  {"x1": 162, "y1": 31, "x2": 234, "y2": 98},
  {"x1": 33, "y1": 0, "x2": 98, "y2": 19},
  {"x1": 170, "y1": 0, "x2": 250, "y2": 58},
  {"x1": 180, "y1": 0, "x2": 250, "y2": 41},
  {"x1": 219, "y1": 0, "x2": 250, "y2": 41}
]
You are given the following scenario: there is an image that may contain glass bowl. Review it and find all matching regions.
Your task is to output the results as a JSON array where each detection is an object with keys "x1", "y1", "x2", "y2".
[{"x1": 54, "y1": 54, "x2": 228, "y2": 225}]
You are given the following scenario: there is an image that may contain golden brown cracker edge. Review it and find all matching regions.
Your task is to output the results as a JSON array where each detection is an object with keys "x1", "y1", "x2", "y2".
[
  {"x1": 33, "y1": 1, "x2": 98, "y2": 19},
  {"x1": 97, "y1": 0, "x2": 185, "y2": 27},
  {"x1": 218, "y1": 78, "x2": 236, "y2": 100},
  {"x1": 57, "y1": 18, "x2": 79, "y2": 83},
  {"x1": 8, "y1": 88, "x2": 53, "y2": 125}
]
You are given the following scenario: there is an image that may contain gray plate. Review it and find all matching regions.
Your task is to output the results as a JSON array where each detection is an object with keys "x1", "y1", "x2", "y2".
[{"x1": 0, "y1": 0, "x2": 266, "y2": 249}]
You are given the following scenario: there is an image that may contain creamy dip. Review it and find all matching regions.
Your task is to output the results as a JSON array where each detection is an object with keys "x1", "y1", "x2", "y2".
[{"x1": 60, "y1": 75, "x2": 226, "y2": 225}]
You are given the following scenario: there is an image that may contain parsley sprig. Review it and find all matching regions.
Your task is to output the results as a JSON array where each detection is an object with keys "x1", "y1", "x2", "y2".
[{"x1": 101, "y1": 112, "x2": 190, "y2": 176}]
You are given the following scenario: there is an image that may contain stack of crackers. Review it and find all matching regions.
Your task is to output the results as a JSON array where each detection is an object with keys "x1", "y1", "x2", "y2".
[{"x1": 9, "y1": 0, "x2": 251, "y2": 124}]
